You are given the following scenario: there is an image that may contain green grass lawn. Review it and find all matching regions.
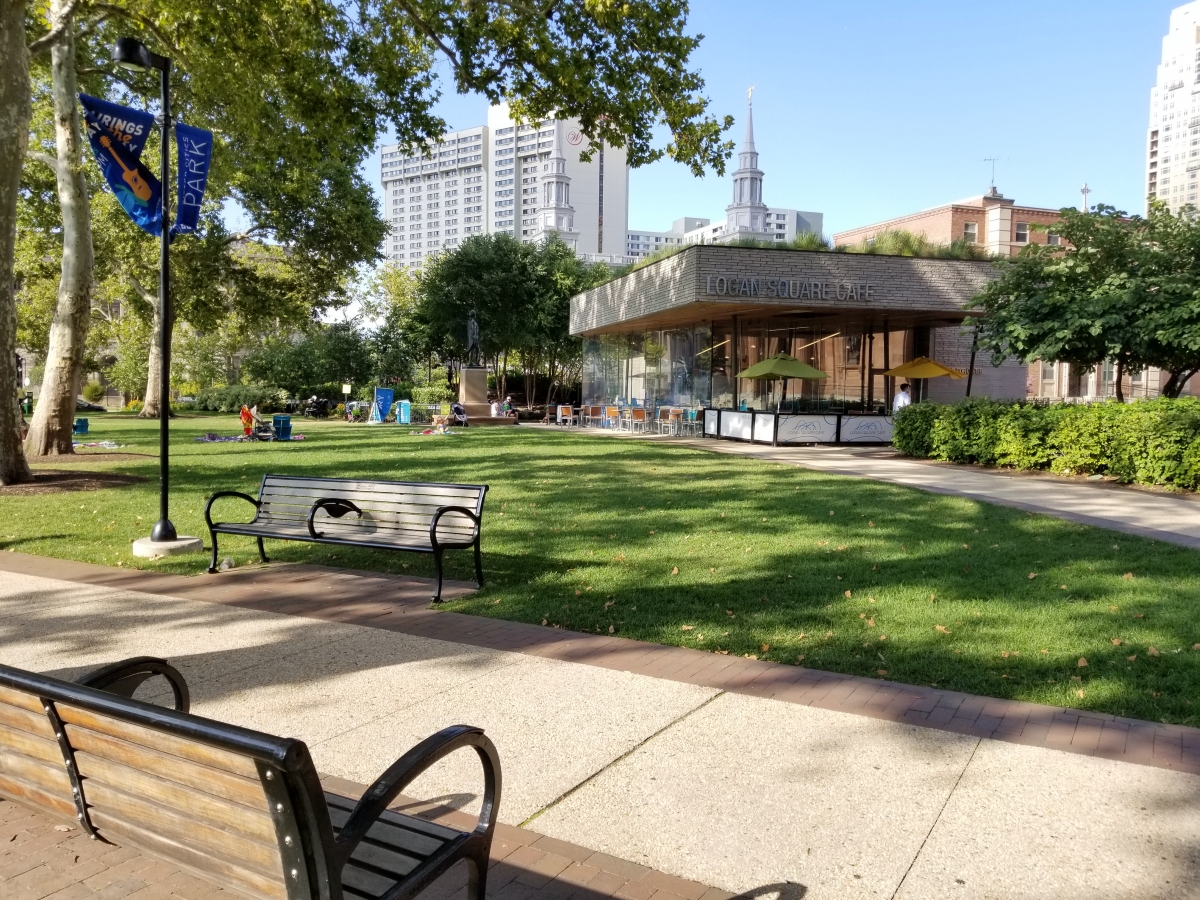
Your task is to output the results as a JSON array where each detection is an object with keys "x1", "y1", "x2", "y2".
[{"x1": 4, "y1": 414, "x2": 1200, "y2": 726}]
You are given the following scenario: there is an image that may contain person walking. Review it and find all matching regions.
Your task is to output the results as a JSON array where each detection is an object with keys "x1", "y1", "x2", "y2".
[{"x1": 892, "y1": 382, "x2": 912, "y2": 413}]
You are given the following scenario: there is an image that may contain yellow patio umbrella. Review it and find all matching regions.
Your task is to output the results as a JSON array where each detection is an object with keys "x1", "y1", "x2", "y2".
[{"x1": 883, "y1": 357, "x2": 966, "y2": 379}]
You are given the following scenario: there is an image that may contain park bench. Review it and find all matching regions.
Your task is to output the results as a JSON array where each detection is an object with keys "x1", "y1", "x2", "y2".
[
  {"x1": 205, "y1": 475, "x2": 487, "y2": 601},
  {"x1": 0, "y1": 657, "x2": 500, "y2": 900}
]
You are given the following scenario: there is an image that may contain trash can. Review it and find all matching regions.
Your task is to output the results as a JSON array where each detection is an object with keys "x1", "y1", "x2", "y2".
[
  {"x1": 273, "y1": 415, "x2": 292, "y2": 441},
  {"x1": 73, "y1": 418, "x2": 88, "y2": 435},
  {"x1": 397, "y1": 399, "x2": 411, "y2": 425}
]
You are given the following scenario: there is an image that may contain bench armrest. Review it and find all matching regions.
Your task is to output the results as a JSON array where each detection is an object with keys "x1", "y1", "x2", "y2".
[
  {"x1": 429, "y1": 506, "x2": 481, "y2": 549},
  {"x1": 307, "y1": 498, "x2": 362, "y2": 539},
  {"x1": 204, "y1": 491, "x2": 260, "y2": 531},
  {"x1": 76, "y1": 657, "x2": 190, "y2": 713},
  {"x1": 331, "y1": 725, "x2": 501, "y2": 866}
]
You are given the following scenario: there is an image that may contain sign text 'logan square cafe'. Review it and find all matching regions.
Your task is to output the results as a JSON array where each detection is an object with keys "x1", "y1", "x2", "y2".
[{"x1": 705, "y1": 275, "x2": 877, "y2": 301}]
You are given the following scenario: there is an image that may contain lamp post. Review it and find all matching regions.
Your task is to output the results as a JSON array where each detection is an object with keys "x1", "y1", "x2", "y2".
[{"x1": 113, "y1": 37, "x2": 179, "y2": 544}]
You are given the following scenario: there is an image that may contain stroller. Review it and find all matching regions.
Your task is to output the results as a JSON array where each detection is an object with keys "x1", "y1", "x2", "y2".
[
  {"x1": 449, "y1": 401, "x2": 468, "y2": 428},
  {"x1": 303, "y1": 396, "x2": 331, "y2": 418}
]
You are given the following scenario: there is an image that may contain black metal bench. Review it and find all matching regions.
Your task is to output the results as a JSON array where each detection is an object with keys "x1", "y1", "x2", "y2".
[
  {"x1": 205, "y1": 474, "x2": 488, "y2": 601},
  {"x1": 0, "y1": 657, "x2": 500, "y2": 900}
]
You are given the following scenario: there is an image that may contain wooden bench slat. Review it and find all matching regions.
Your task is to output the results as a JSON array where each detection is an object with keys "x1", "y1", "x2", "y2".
[
  {"x1": 261, "y1": 477, "x2": 484, "y2": 499},
  {"x1": 260, "y1": 506, "x2": 479, "y2": 530},
  {"x1": 90, "y1": 809, "x2": 286, "y2": 900},
  {"x1": 86, "y1": 780, "x2": 283, "y2": 876},
  {"x1": 0, "y1": 699, "x2": 56, "y2": 740},
  {"x1": 259, "y1": 491, "x2": 483, "y2": 511},
  {"x1": 75, "y1": 751, "x2": 276, "y2": 842},
  {"x1": 0, "y1": 772, "x2": 77, "y2": 822},
  {"x1": 340, "y1": 862, "x2": 403, "y2": 899},
  {"x1": 0, "y1": 685, "x2": 49, "y2": 713},
  {"x1": 69, "y1": 727, "x2": 266, "y2": 810},
  {"x1": 0, "y1": 748, "x2": 72, "y2": 799},
  {"x1": 326, "y1": 793, "x2": 461, "y2": 843},
  {"x1": 0, "y1": 720, "x2": 62, "y2": 765},
  {"x1": 59, "y1": 705, "x2": 261, "y2": 779}
]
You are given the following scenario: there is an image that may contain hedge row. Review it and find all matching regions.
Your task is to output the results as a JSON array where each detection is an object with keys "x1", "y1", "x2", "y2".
[
  {"x1": 892, "y1": 397, "x2": 1200, "y2": 491},
  {"x1": 194, "y1": 385, "x2": 292, "y2": 413}
]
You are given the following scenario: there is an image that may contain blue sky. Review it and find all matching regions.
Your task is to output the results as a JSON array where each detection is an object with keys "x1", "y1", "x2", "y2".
[{"x1": 365, "y1": 1, "x2": 1175, "y2": 237}]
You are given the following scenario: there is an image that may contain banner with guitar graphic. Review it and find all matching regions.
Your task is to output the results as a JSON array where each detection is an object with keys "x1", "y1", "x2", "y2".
[
  {"x1": 79, "y1": 94, "x2": 161, "y2": 235},
  {"x1": 172, "y1": 122, "x2": 212, "y2": 237}
]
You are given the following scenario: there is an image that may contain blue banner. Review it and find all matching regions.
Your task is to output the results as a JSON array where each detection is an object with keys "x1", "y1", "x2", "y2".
[
  {"x1": 79, "y1": 94, "x2": 161, "y2": 236},
  {"x1": 371, "y1": 388, "x2": 395, "y2": 423},
  {"x1": 172, "y1": 122, "x2": 213, "y2": 237}
]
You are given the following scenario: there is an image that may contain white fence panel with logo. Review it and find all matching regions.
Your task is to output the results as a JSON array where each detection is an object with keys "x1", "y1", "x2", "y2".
[
  {"x1": 840, "y1": 415, "x2": 894, "y2": 443},
  {"x1": 703, "y1": 408, "x2": 720, "y2": 435},
  {"x1": 719, "y1": 411, "x2": 753, "y2": 440},
  {"x1": 777, "y1": 414, "x2": 839, "y2": 443},
  {"x1": 752, "y1": 413, "x2": 777, "y2": 443}
]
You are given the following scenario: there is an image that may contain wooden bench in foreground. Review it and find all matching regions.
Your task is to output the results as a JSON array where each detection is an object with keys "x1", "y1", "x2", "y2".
[
  {"x1": 0, "y1": 658, "x2": 500, "y2": 900},
  {"x1": 205, "y1": 474, "x2": 488, "y2": 601}
]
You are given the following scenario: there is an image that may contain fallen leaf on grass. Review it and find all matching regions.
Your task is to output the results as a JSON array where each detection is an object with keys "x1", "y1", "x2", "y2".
[
  {"x1": 1127, "y1": 655, "x2": 1138, "y2": 662},
  {"x1": 715, "y1": 649, "x2": 729, "y2": 655},
  {"x1": 879, "y1": 634, "x2": 887, "y2": 641},
  {"x1": 844, "y1": 590, "x2": 852, "y2": 598},
  {"x1": 726, "y1": 609, "x2": 735, "y2": 617},
  {"x1": 1194, "y1": 644, "x2": 1200, "y2": 650},
  {"x1": 761, "y1": 643, "x2": 770, "y2": 653},
  {"x1": 709, "y1": 567, "x2": 716, "y2": 573},
  {"x1": 868, "y1": 597, "x2": 876, "y2": 603},
  {"x1": 1153, "y1": 691, "x2": 1161, "y2": 698},
  {"x1": 866, "y1": 618, "x2": 875, "y2": 627},
  {"x1": 1148, "y1": 646, "x2": 1160, "y2": 657},
  {"x1": 1040, "y1": 649, "x2": 1049, "y2": 654},
  {"x1": 868, "y1": 521, "x2": 875, "y2": 527},
  {"x1": 877, "y1": 669, "x2": 888, "y2": 676},
  {"x1": 541, "y1": 619, "x2": 547, "y2": 626},
  {"x1": 1110, "y1": 605, "x2": 1119, "y2": 612},
  {"x1": 935, "y1": 625, "x2": 951, "y2": 634},
  {"x1": 817, "y1": 540, "x2": 829, "y2": 547},
  {"x1": 1077, "y1": 657, "x2": 1088, "y2": 667},
  {"x1": 1111, "y1": 638, "x2": 1123, "y2": 646},
  {"x1": 575, "y1": 590, "x2": 581, "y2": 596},
  {"x1": 859, "y1": 613, "x2": 866, "y2": 619},
  {"x1": 1133, "y1": 614, "x2": 1144, "y2": 619},
  {"x1": 608, "y1": 625, "x2": 614, "y2": 634},
  {"x1": 1075, "y1": 690, "x2": 1085, "y2": 698},
  {"x1": 1123, "y1": 572, "x2": 1134, "y2": 580},
  {"x1": 1060, "y1": 585, "x2": 1068, "y2": 590},
  {"x1": 962, "y1": 543, "x2": 969, "y2": 549},
  {"x1": 1028, "y1": 573, "x2": 1038, "y2": 580},
  {"x1": 670, "y1": 566, "x2": 679, "y2": 575},
  {"x1": 681, "y1": 624, "x2": 694, "y2": 631},
  {"x1": 1001, "y1": 651, "x2": 1010, "y2": 658},
  {"x1": 796, "y1": 654, "x2": 806, "y2": 662},
  {"x1": 604, "y1": 600, "x2": 614, "y2": 610},
  {"x1": 744, "y1": 654, "x2": 758, "y2": 660}
]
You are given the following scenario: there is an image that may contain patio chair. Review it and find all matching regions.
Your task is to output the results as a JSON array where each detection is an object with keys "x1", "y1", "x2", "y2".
[
  {"x1": 604, "y1": 406, "x2": 619, "y2": 429},
  {"x1": 654, "y1": 407, "x2": 672, "y2": 434},
  {"x1": 630, "y1": 408, "x2": 648, "y2": 433},
  {"x1": 558, "y1": 405, "x2": 578, "y2": 426}
]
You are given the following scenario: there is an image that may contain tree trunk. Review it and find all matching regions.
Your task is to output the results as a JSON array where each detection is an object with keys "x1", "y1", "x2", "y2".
[
  {"x1": 140, "y1": 305, "x2": 164, "y2": 417},
  {"x1": 1162, "y1": 370, "x2": 1195, "y2": 399},
  {"x1": 24, "y1": 0, "x2": 93, "y2": 456},
  {"x1": 0, "y1": 0, "x2": 32, "y2": 483},
  {"x1": 1114, "y1": 358, "x2": 1124, "y2": 403}
]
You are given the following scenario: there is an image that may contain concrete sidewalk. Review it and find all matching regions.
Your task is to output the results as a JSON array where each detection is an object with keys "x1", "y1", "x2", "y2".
[
  {"x1": 549, "y1": 425, "x2": 1200, "y2": 549},
  {"x1": 1, "y1": 568, "x2": 1196, "y2": 900}
]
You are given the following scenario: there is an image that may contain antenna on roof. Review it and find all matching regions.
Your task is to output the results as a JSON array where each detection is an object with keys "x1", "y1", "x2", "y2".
[{"x1": 984, "y1": 157, "x2": 999, "y2": 187}]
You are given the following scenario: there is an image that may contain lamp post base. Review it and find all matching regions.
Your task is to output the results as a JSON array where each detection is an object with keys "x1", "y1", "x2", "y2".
[{"x1": 132, "y1": 536, "x2": 204, "y2": 559}]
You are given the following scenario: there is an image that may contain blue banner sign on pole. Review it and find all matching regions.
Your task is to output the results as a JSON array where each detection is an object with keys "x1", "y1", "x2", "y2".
[
  {"x1": 78, "y1": 94, "x2": 161, "y2": 235},
  {"x1": 172, "y1": 122, "x2": 213, "y2": 237},
  {"x1": 370, "y1": 388, "x2": 395, "y2": 424}
]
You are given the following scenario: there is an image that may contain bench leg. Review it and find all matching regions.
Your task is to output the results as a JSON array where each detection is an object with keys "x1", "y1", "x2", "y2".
[
  {"x1": 467, "y1": 852, "x2": 487, "y2": 900},
  {"x1": 256, "y1": 537, "x2": 268, "y2": 564},
  {"x1": 432, "y1": 550, "x2": 444, "y2": 603},
  {"x1": 473, "y1": 539, "x2": 483, "y2": 588},
  {"x1": 207, "y1": 533, "x2": 219, "y2": 574}
]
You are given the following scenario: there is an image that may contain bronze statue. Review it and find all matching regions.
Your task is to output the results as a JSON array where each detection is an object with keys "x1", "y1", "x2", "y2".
[{"x1": 467, "y1": 309, "x2": 481, "y2": 367}]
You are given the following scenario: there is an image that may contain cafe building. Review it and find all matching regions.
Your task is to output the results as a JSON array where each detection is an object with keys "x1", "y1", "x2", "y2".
[{"x1": 569, "y1": 244, "x2": 1028, "y2": 443}]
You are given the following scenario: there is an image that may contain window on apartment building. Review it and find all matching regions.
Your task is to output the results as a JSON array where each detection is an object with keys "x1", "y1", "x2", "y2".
[
  {"x1": 1040, "y1": 360, "x2": 1055, "y2": 382},
  {"x1": 1014, "y1": 223, "x2": 1029, "y2": 243},
  {"x1": 1047, "y1": 233, "x2": 1061, "y2": 246},
  {"x1": 963, "y1": 222, "x2": 978, "y2": 243}
]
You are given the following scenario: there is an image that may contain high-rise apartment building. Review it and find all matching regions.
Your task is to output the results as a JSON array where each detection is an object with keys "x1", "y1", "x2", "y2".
[
  {"x1": 380, "y1": 105, "x2": 629, "y2": 271},
  {"x1": 1146, "y1": 1, "x2": 1200, "y2": 212}
]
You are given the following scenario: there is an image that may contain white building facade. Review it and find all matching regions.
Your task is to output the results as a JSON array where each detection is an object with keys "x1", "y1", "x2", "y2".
[
  {"x1": 1146, "y1": 1, "x2": 1200, "y2": 212},
  {"x1": 380, "y1": 106, "x2": 630, "y2": 270}
]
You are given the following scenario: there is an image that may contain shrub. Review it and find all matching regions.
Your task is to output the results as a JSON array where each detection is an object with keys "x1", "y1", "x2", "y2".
[
  {"x1": 994, "y1": 402, "x2": 1063, "y2": 469},
  {"x1": 1110, "y1": 397, "x2": 1200, "y2": 486},
  {"x1": 928, "y1": 398, "x2": 1007, "y2": 465},
  {"x1": 81, "y1": 382, "x2": 105, "y2": 403},
  {"x1": 412, "y1": 383, "x2": 455, "y2": 405},
  {"x1": 892, "y1": 402, "x2": 940, "y2": 457},
  {"x1": 195, "y1": 385, "x2": 290, "y2": 413},
  {"x1": 1180, "y1": 435, "x2": 1200, "y2": 491},
  {"x1": 124, "y1": 400, "x2": 143, "y2": 414},
  {"x1": 1048, "y1": 403, "x2": 1123, "y2": 475}
]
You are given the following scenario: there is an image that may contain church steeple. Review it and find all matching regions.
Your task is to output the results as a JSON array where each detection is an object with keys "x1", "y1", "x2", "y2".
[
  {"x1": 725, "y1": 87, "x2": 768, "y2": 237},
  {"x1": 532, "y1": 122, "x2": 578, "y2": 249}
]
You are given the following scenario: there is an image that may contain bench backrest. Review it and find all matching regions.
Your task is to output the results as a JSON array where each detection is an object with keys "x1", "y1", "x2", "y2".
[
  {"x1": 256, "y1": 475, "x2": 487, "y2": 546},
  {"x1": 0, "y1": 665, "x2": 328, "y2": 900}
]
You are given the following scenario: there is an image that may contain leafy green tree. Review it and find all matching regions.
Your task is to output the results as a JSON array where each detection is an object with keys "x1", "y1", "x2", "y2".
[
  {"x1": 972, "y1": 206, "x2": 1144, "y2": 401},
  {"x1": 11, "y1": 0, "x2": 733, "y2": 462}
]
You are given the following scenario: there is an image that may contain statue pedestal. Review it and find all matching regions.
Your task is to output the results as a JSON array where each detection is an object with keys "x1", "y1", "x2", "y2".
[{"x1": 459, "y1": 366, "x2": 490, "y2": 419}]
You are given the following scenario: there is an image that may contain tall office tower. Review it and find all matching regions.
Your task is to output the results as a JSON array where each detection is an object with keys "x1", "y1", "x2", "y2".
[
  {"x1": 1147, "y1": 1, "x2": 1200, "y2": 212},
  {"x1": 380, "y1": 125, "x2": 488, "y2": 269},
  {"x1": 486, "y1": 104, "x2": 628, "y2": 259}
]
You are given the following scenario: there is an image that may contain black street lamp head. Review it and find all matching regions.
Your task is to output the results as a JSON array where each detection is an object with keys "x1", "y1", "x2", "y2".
[{"x1": 113, "y1": 37, "x2": 169, "y2": 72}]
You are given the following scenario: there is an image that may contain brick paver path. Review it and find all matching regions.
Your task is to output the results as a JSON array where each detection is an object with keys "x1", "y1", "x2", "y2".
[
  {"x1": 0, "y1": 775, "x2": 731, "y2": 900},
  {"x1": 1, "y1": 552, "x2": 1195, "y2": 776}
]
